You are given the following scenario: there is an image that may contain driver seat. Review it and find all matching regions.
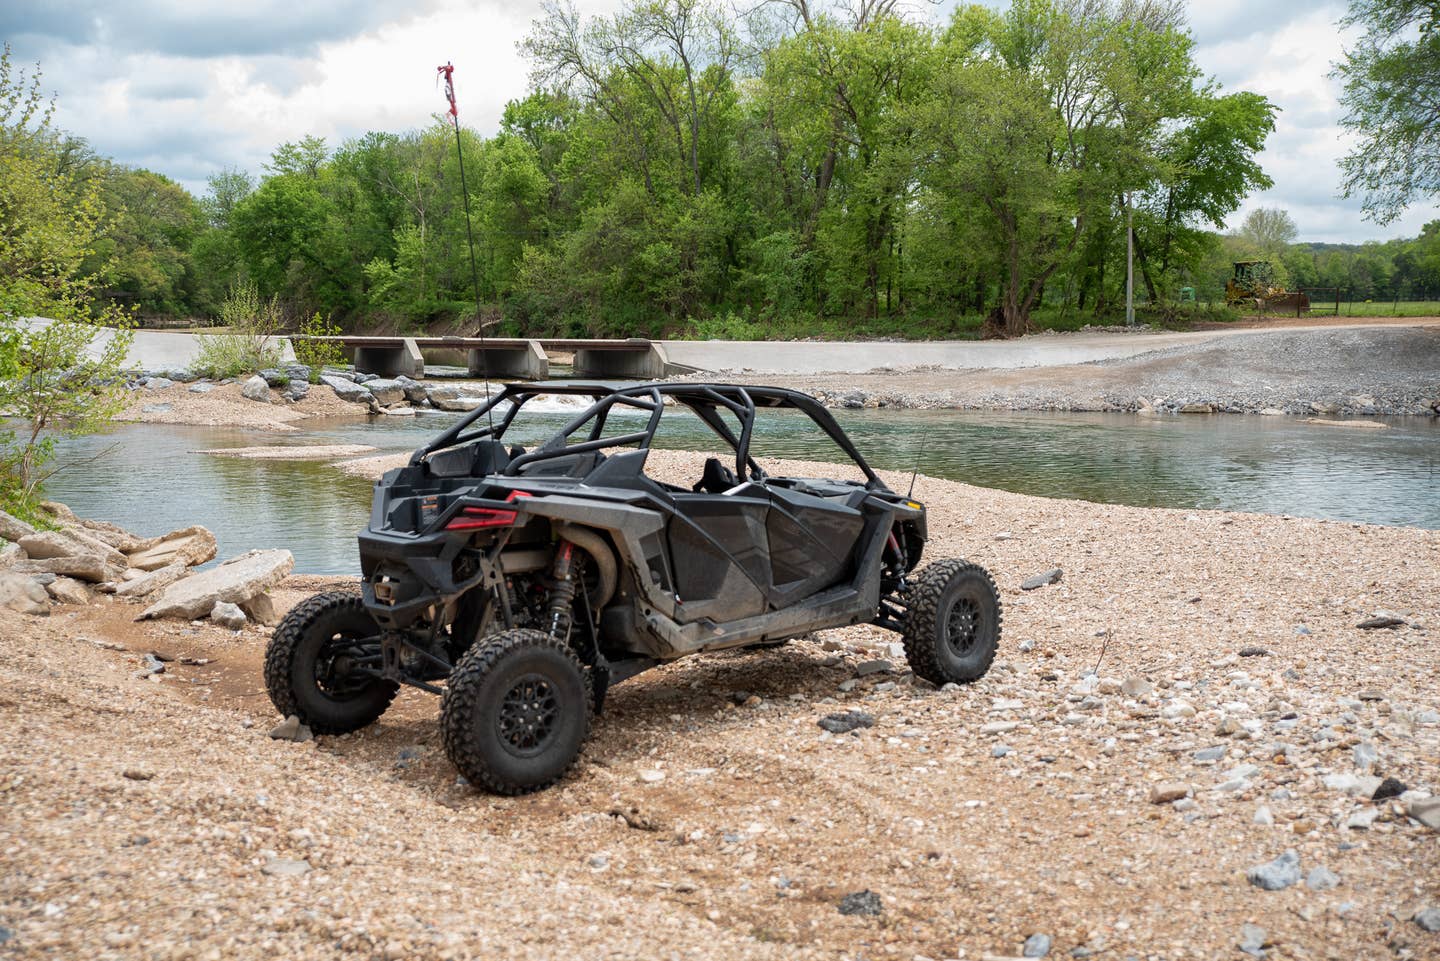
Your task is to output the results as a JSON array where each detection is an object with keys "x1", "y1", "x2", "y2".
[{"x1": 692, "y1": 457, "x2": 738, "y2": 494}]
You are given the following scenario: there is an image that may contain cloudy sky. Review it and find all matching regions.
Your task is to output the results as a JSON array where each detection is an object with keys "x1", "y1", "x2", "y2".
[{"x1": 2, "y1": 0, "x2": 1435, "y2": 242}]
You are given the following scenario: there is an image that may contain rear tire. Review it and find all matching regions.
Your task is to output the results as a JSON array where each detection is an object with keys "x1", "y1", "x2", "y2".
[
  {"x1": 901, "y1": 560, "x2": 1001, "y2": 686},
  {"x1": 441, "y1": 629, "x2": 592, "y2": 795},
  {"x1": 264, "y1": 591, "x2": 399, "y2": 734}
]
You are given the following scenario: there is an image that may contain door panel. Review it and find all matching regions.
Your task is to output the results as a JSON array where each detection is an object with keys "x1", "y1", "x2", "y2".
[
  {"x1": 764, "y1": 486, "x2": 864, "y2": 605},
  {"x1": 666, "y1": 495, "x2": 770, "y2": 623}
]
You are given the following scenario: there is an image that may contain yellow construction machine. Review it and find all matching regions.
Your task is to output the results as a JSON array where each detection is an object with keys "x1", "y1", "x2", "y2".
[{"x1": 1224, "y1": 261, "x2": 1310, "y2": 313}]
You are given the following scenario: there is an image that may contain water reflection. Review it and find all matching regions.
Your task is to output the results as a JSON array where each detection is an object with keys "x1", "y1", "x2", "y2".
[{"x1": 43, "y1": 407, "x2": 1440, "y2": 575}]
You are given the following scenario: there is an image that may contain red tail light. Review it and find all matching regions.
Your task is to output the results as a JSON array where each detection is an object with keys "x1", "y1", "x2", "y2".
[{"x1": 445, "y1": 507, "x2": 518, "y2": 531}]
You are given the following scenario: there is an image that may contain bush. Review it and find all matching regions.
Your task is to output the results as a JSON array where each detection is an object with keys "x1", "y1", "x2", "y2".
[
  {"x1": 291, "y1": 310, "x2": 346, "y2": 369},
  {"x1": 192, "y1": 282, "x2": 286, "y2": 378}
]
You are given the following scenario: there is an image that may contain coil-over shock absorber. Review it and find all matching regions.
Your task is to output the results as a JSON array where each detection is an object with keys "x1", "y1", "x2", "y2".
[{"x1": 547, "y1": 540, "x2": 579, "y2": 642}]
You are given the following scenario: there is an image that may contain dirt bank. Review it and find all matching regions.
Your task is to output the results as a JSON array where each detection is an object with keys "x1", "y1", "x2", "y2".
[
  {"x1": 2, "y1": 453, "x2": 1437, "y2": 960},
  {"x1": 681, "y1": 325, "x2": 1440, "y2": 416}
]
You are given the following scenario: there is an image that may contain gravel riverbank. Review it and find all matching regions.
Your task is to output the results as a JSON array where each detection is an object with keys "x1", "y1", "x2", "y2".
[
  {"x1": 679, "y1": 326, "x2": 1440, "y2": 417},
  {"x1": 2, "y1": 453, "x2": 1437, "y2": 960}
]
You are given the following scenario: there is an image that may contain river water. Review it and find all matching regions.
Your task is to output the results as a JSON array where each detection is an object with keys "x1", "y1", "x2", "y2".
[{"x1": 46, "y1": 406, "x2": 1439, "y2": 574}]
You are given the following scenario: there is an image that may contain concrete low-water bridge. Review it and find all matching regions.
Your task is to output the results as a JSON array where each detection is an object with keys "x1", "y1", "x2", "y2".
[{"x1": 295, "y1": 335, "x2": 678, "y2": 380}]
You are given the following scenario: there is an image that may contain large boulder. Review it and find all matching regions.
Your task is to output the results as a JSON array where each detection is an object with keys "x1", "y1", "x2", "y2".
[
  {"x1": 363, "y1": 378, "x2": 405, "y2": 406},
  {"x1": 0, "y1": 509, "x2": 36, "y2": 542},
  {"x1": 13, "y1": 554, "x2": 120, "y2": 584},
  {"x1": 139, "y1": 549, "x2": 294, "y2": 621},
  {"x1": 241, "y1": 375, "x2": 271, "y2": 402},
  {"x1": 19, "y1": 530, "x2": 126, "y2": 568},
  {"x1": 125, "y1": 526, "x2": 217, "y2": 572},
  {"x1": 427, "y1": 385, "x2": 489, "y2": 412},
  {"x1": 395, "y1": 375, "x2": 428, "y2": 404},
  {"x1": 114, "y1": 560, "x2": 190, "y2": 599},
  {"x1": 74, "y1": 520, "x2": 146, "y2": 552},
  {"x1": 321, "y1": 374, "x2": 373, "y2": 405},
  {"x1": 0, "y1": 571, "x2": 49, "y2": 615}
]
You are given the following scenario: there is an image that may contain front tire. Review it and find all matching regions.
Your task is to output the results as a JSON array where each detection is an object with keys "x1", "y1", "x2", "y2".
[
  {"x1": 901, "y1": 560, "x2": 1002, "y2": 685},
  {"x1": 441, "y1": 629, "x2": 592, "y2": 795},
  {"x1": 264, "y1": 591, "x2": 398, "y2": 734}
]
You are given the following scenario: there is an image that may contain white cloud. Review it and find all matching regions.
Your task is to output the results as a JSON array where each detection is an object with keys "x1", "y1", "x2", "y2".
[{"x1": 7, "y1": 0, "x2": 1438, "y2": 240}]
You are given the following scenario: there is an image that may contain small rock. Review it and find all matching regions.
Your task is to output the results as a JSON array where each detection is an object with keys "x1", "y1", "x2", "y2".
[
  {"x1": 1372, "y1": 777, "x2": 1406, "y2": 801},
  {"x1": 1120, "y1": 677, "x2": 1153, "y2": 697},
  {"x1": 1021, "y1": 568, "x2": 1063, "y2": 591},
  {"x1": 638, "y1": 769, "x2": 666, "y2": 784},
  {"x1": 980, "y1": 721, "x2": 1019, "y2": 734},
  {"x1": 122, "y1": 769, "x2": 155, "y2": 781},
  {"x1": 188, "y1": 382, "x2": 214, "y2": 393},
  {"x1": 139, "y1": 653, "x2": 166, "y2": 676},
  {"x1": 1238, "y1": 646, "x2": 1270, "y2": 657},
  {"x1": 1238, "y1": 924, "x2": 1268, "y2": 958},
  {"x1": 837, "y1": 890, "x2": 882, "y2": 916},
  {"x1": 818, "y1": 711, "x2": 875, "y2": 735},
  {"x1": 261, "y1": 858, "x2": 311, "y2": 877},
  {"x1": 1353, "y1": 741, "x2": 1378, "y2": 772},
  {"x1": 1161, "y1": 700, "x2": 1196, "y2": 719},
  {"x1": 1149, "y1": 782, "x2": 1191, "y2": 804},
  {"x1": 1247, "y1": 849, "x2": 1301, "y2": 891},
  {"x1": 239, "y1": 592, "x2": 279, "y2": 626},
  {"x1": 991, "y1": 744, "x2": 1012, "y2": 758},
  {"x1": 1407, "y1": 797, "x2": 1440, "y2": 829},
  {"x1": 1344, "y1": 808, "x2": 1378, "y2": 830},
  {"x1": 854, "y1": 659, "x2": 892, "y2": 677},
  {"x1": 144, "y1": 377, "x2": 175, "y2": 390},
  {"x1": 269, "y1": 715, "x2": 313, "y2": 743},
  {"x1": 1254, "y1": 805, "x2": 1274, "y2": 826},
  {"x1": 1356, "y1": 615, "x2": 1404, "y2": 630},
  {"x1": 1193, "y1": 745, "x2": 1227, "y2": 762},
  {"x1": 1414, "y1": 908, "x2": 1440, "y2": 933},
  {"x1": 210, "y1": 601, "x2": 247, "y2": 629},
  {"x1": 1306, "y1": 866, "x2": 1340, "y2": 891},
  {"x1": 1022, "y1": 933, "x2": 1052, "y2": 958}
]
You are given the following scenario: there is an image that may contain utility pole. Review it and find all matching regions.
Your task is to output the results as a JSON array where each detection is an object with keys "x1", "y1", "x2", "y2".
[{"x1": 1125, "y1": 192, "x2": 1135, "y2": 327}]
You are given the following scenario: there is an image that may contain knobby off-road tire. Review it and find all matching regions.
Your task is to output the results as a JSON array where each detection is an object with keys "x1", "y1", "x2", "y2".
[
  {"x1": 441, "y1": 629, "x2": 593, "y2": 796},
  {"x1": 264, "y1": 591, "x2": 399, "y2": 734},
  {"x1": 901, "y1": 559, "x2": 1002, "y2": 686}
]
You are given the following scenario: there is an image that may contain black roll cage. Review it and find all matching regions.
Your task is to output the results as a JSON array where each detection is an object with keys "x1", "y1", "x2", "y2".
[{"x1": 412, "y1": 381, "x2": 885, "y2": 489}]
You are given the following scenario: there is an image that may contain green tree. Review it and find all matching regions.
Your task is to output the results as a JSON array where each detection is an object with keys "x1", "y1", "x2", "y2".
[
  {"x1": 1334, "y1": 0, "x2": 1440, "y2": 224},
  {"x1": 0, "y1": 46, "x2": 133, "y2": 514}
]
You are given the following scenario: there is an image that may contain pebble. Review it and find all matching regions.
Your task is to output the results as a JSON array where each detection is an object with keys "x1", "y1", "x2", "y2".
[
  {"x1": 1120, "y1": 677, "x2": 1154, "y2": 697},
  {"x1": 1247, "y1": 849, "x2": 1301, "y2": 891},
  {"x1": 991, "y1": 744, "x2": 1013, "y2": 758},
  {"x1": 1306, "y1": 866, "x2": 1340, "y2": 891},
  {"x1": 269, "y1": 715, "x2": 313, "y2": 743},
  {"x1": 1254, "y1": 806, "x2": 1274, "y2": 826},
  {"x1": 1355, "y1": 615, "x2": 1404, "y2": 630},
  {"x1": 1407, "y1": 797, "x2": 1440, "y2": 829},
  {"x1": 1353, "y1": 741, "x2": 1378, "y2": 771},
  {"x1": 261, "y1": 858, "x2": 311, "y2": 877},
  {"x1": 1238, "y1": 646, "x2": 1270, "y2": 657},
  {"x1": 1372, "y1": 777, "x2": 1406, "y2": 801},
  {"x1": 638, "y1": 769, "x2": 666, "y2": 784},
  {"x1": 981, "y1": 721, "x2": 1020, "y2": 734},
  {"x1": 1020, "y1": 568, "x2": 1063, "y2": 591},
  {"x1": 854, "y1": 659, "x2": 892, "y2": 677},
  {"x1": 1161, "y1": 700, "x2": 1196, "y2": 719},
  {"x1": 1149, "y1": 782, "x2": 1191, "y2": 804},
  {"x1": 1344, "y1": 808, "x2": 1378, "y2": 830},
  {"x1": 817, "y1": 711, "x2": 875, "y2": 735},
  {"x1": 1193, "y1": 745, "x2": 1227, "y2": 762},
  {"x1": 837, "y1": 890, "x2": 882, "y2": 916},
  {"x1": 1022, "y1": 932, "x2": 1052, "y2": 958},
  {"x1": 1414, "y1": 908, "x2": 1440, "y2": 933},
  {"x1": 1238, "y1": 924, "x2": 1268, "y2": 958}
]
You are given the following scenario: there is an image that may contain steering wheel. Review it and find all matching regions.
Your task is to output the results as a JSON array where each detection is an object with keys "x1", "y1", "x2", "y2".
[{"x1": 692, "y1": 457, "x2": 739, "y2": 493}]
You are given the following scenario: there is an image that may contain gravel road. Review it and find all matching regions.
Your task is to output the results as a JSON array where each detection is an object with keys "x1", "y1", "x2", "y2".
[{"x1": 1, "y1": 453, "x2": 1438, "y2": 960}]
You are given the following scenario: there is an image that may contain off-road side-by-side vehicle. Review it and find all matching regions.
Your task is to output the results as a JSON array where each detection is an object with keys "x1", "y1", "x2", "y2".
[{"x1": 265, "y1": 383, "x2": 1002, "y2": 794}]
